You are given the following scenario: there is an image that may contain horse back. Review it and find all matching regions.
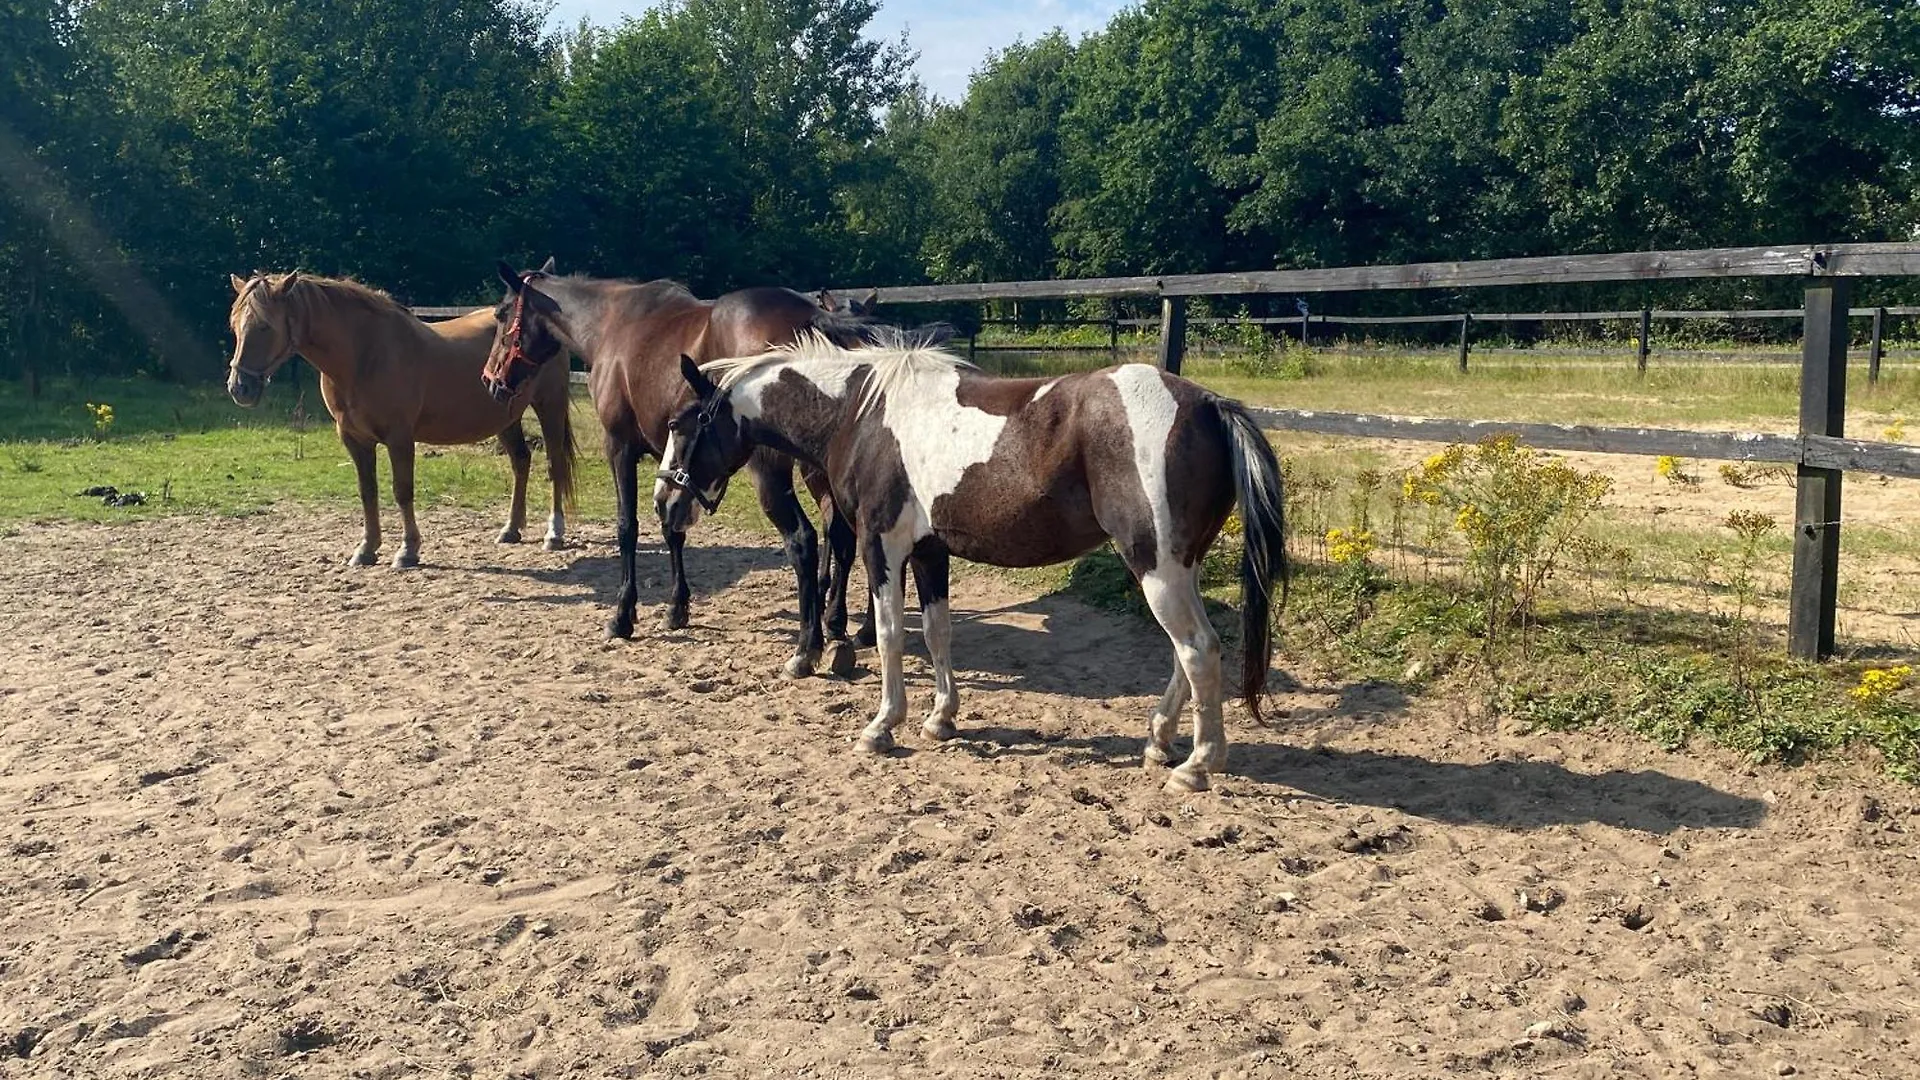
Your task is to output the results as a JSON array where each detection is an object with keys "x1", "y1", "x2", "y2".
[{"x1": 850, "y1": 364, "x2": 1234, "y2": 569}]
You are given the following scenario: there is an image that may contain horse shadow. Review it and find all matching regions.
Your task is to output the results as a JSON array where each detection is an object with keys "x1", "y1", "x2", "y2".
[
  {"x1": 462, "y1": 541, "x2": 788, "y2": 610},
  {"x1": 896, "y1": 591, "x2": 1765, "y2": 835}
]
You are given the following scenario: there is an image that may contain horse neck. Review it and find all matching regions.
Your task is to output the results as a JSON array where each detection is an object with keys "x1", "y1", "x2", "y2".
[
  {"x1": 290, "y1": 284, "x2": 419, "y2": 382},
  {"x1": 736, "y1": 361, "x2": 859, "y2": 465},
  {"x1": 536, "y1": 278, "x2": 618, "y2": 361}
]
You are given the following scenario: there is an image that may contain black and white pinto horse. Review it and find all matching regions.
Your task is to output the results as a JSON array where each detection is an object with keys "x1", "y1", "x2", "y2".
[{"x1": 654, "y1": 336, "x2": 1288, "y2": 793}]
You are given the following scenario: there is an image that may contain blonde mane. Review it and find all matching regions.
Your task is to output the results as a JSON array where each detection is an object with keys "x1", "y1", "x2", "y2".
[
  {"x1": 699, "y1": 331, "x2": 975, "y2": 418},
  {"x1": 234, "y1": 272, "x2": 422, "y2": 341}
]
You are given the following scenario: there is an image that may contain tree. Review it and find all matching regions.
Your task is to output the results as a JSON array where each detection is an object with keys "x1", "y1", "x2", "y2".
[{"x1": 919, "y1": 32, "x2": 1074, "y2": 283}]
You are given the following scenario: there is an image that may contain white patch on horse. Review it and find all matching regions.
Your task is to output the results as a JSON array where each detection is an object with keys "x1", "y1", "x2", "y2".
[
  {"x1": 651, "y1": 430, "x2": 680, "y2": 505},
  {"x1": 1110, "y1": 364, "x2": 1179, "y2": 565},
  {"x1": 1032, "y1": 378, "x2": 1059, "y2": 401},
  {"x1": 882, "y1": 365, "x2": 1007, "y2": 531},
  {"x1": 795, "y1": 361, "x2": 859, "y2": 400}
]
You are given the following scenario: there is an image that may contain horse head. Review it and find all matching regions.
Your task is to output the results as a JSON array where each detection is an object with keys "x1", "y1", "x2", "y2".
[
  {"x1": 484, "y1": 256, "x2": 563, "y2": 403},
  {"x1": 654, "y1": 355, "x2": 747, "y2": 534},
  {"x1": 226, "y1": 271, "x2": 304, "y2": 406}
]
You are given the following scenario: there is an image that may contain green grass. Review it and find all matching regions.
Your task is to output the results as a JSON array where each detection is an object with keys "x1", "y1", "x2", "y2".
[{"x1": 0, "y1": 376, "x2": 624, "y2": 524}]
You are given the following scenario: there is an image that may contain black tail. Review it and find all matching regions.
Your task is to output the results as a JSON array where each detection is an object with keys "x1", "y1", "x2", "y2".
[{"x1": 1214, "y1": 398, "x2": 1288, "y2": 723}]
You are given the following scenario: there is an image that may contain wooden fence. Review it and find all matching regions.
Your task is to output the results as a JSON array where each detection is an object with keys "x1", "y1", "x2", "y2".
[{"x1": 810, "y1": 243, "x2": 1920, "y2": 661}]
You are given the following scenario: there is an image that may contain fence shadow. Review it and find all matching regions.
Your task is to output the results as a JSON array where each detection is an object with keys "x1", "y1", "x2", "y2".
[
  {"x1": 1224, "y1": 741, "x2": 1767, "y2": 832},
  {"x1": 941, "y1": 728, "x2": 1766, "y2": 833}
]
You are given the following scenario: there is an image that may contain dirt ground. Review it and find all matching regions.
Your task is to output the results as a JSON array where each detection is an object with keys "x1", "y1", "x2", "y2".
[{"x1": 2, "y1": 507, "x2": 1918, "y2": 1079}]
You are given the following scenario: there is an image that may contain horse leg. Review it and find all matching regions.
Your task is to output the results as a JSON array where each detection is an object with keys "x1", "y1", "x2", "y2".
[
  {"x1": 497, "y1": 422, "x2": 531, "y2": 544},
  {"x1": 911, "y1": 542, "x2": 958, "y2": 742},
  {"x1": 810, "y1": 481, "x2": 858, "y2": 677},
  {"x1": 533, "y1": 393, "x2": 570, "y2": 551},
  {"x1": 1143, "y1": 667, "x2": 1191, "y2": 767},
  {"x1": 750, "y1": 456, "x2": 824, "y2": 679},
  {"x1": 1138, "y1": 560, "x2": 1224, "y2": 793},
  {"x1": 342, "y1": 432, "x2": 381, "y2": 566},
  {"x1": 607, "y1": 434, "x2": 641, "y2": 640},
  {"x1": 856, "y1": 529, "x2": 911, "y2": 753},
  {"x1": 660, "y1": 525, "x2": 690, "y2": 632},
  {"x1": 389, "y1": 438, "x2": 422, "y2": 569}
]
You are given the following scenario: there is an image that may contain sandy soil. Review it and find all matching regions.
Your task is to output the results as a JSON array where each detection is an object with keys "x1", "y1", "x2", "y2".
[{"x1": 2, "y1": 507, "x2": 1918, "y2": 1078}]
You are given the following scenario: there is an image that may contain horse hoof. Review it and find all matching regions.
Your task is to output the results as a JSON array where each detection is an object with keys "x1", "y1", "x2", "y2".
[
  {"x1": 824, "y1": 640, "x2": 857, "y2": 678},
  {"x1": 1143, "y1": 743, "x2": 1174, "y2": 766},
  {"x1": 607, "y1": 616, "x2": 635, "y2": 640},
  {"x1": 543, "y1": 536, "x2": 565, "y2": 552},
  {"x1": 347, "y1": 551, "x2": 377, "y2": 567},
  {"x1": 852, "y1": 624, "x2": 877, "y2": 649},
  {"x1": 392, "y1": 551, "x2": 420, "y2": 570},
  {"x1": 782, "y1": 654, "x2": 815, "y2": 680},
  {"x1": 659, "y1": 607, "x2": 689, "y2": 632},
  {"x1": 496, "y1": 528, "x2": 522, "y2": 545},
  {"x1": 857, "y1": 729, "x2": 895, "y2": 755},
  {"x1": 922, "y1": 716, "x2": 958, "y2": 741},
  {"x1": 1163, "y1": 767, "x2": 1211, "y2": 795}
]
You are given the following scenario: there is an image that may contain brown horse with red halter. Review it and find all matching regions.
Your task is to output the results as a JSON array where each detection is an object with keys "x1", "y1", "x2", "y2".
[{"x1": 481, "y1": 262, "x2": 891, "y2": 678}]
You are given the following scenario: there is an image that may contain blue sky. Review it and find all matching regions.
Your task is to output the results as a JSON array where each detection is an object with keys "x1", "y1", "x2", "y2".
[{"x1": 545, "y1": 0, "x2": 1128, "y2": 102}]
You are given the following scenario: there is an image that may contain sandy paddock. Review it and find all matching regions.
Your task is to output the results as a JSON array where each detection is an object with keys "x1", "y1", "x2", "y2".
[{"x1": 1, "y1": 506, "x2": 1917, "y2": 1078}]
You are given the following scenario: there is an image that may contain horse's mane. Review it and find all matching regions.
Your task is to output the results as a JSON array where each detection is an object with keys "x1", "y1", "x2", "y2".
[
  {"x1": 239, "y1": 271, "x2": 421, "y2": 330},
  {"x1": 701, "y1": 331, "x2": 975, "y2": 418}
]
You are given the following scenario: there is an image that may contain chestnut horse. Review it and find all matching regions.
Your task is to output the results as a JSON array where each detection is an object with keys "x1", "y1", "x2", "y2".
[
  {"x1": 227, "y1": 271, "x2": 575, "y2": 568},
  {"x1": 480, "y1": 264, "x2": 889, "y2": 678},
  {"x1": 656, "y1": 336, "x2": 1288, "y2": 793}
]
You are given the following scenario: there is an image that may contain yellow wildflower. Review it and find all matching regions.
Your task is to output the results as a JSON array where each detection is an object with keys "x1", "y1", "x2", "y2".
[
  {"x1": 1326, "y1": 527, "x2": 1374, "y2": 566},
  {"x1": 1851, "y1": 665, "x2": 1912, "y2": 705}
]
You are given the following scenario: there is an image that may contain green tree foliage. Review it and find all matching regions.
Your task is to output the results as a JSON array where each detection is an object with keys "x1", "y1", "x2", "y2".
[
  {"x1": 2, "y1": 0, "x2": 1917, "y2": 383},
  {"x1": 920, "y1": 32, "x2": 1075, "y2": 283}
]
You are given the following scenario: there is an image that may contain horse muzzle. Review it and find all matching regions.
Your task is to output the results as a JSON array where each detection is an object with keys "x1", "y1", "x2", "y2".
[
  {"x1": 227, "y1": 369, "x2": 265, "y2": 407},
  {"x1": 485, "y1": 376, "x2": 516, "y2": 404}
]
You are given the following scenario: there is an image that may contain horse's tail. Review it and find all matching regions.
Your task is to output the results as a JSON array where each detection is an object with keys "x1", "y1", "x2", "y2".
[
  {"x1": 551, "y1": 382, "x2": 578, "y2": 512},
  {"x1": 1213, "y1": 397, "x2": 1288, "y2": 724}
]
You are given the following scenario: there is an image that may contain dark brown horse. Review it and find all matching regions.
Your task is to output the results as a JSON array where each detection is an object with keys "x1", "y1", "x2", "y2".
[
  {"x1": 480, "y1": 264, "x2": 883, "y2": 678},
  {"x1": 657, "y1": 337, "x2": 1288, "y2": 793},
  {"x1": 227, "y1": 271, "x2": 575, "y2": 568}
]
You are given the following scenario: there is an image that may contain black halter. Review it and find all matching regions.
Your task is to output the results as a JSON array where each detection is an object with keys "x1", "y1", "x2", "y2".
[{"x1": 654, "y1": 397, "x2": 726, "y2": 513}]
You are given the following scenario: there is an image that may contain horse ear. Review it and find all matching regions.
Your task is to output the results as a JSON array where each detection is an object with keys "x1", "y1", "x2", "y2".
[
  {"x1": 497, "y1": 260, "x2": 522, "y2": 292},
  {"x1": 681, "y1": 354, "x2": 718, "y2": 400},
  {"x1": 537, "y1": 255, "x2": 556, "y2": 275},
  {"x1": 856, "y1": 290, "x2": 878, "y2": 316},
  {"x1": 816, "y1": 289, "x2": 836, "y2": 311},
  {"x1": 230, "y1": 273, "x2": 247, "y2": 295},
  {"x1": 272, "y1": 272, "x2": 300, "y2": 296}
]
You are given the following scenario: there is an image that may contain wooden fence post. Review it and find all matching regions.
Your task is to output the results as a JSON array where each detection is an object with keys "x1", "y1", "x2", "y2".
[
  {"x1": 1300, "y1": 311, "x2": 1311, "y2": 348},
  {"x1": 1789, "y1": 278, "x2": 1851, "y2": 661},
  {"x1": 1637, "y1": 307, "x2": 1652, "y2": 374},
  {"x1": 1456, "y1": 313, "x2": 1471, "y2": 373},
  {"x1": 1158, "y1": 295, "x2": 1187, "y2": 375},
  {"x1": 1869, "y1": 306, "x2": 1886, "y2": 385},
  {"x1": 1108, "y1": 300, "x2": 1120, "y2": 362}
]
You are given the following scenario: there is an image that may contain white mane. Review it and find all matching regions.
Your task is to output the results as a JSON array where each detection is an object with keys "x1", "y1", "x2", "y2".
[{"x1": 699, "y1": 330, "x2": 975, "y2": 418}]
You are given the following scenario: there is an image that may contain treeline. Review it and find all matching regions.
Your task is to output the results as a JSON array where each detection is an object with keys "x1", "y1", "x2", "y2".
[{"x1": 2, "y1": 0, "x2": 1916, "y2": 381}]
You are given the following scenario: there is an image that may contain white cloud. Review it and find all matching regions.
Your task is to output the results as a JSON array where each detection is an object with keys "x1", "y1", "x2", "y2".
[{"x1": 542, "y1": 0, "x2": 1126, "y2": 101}]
